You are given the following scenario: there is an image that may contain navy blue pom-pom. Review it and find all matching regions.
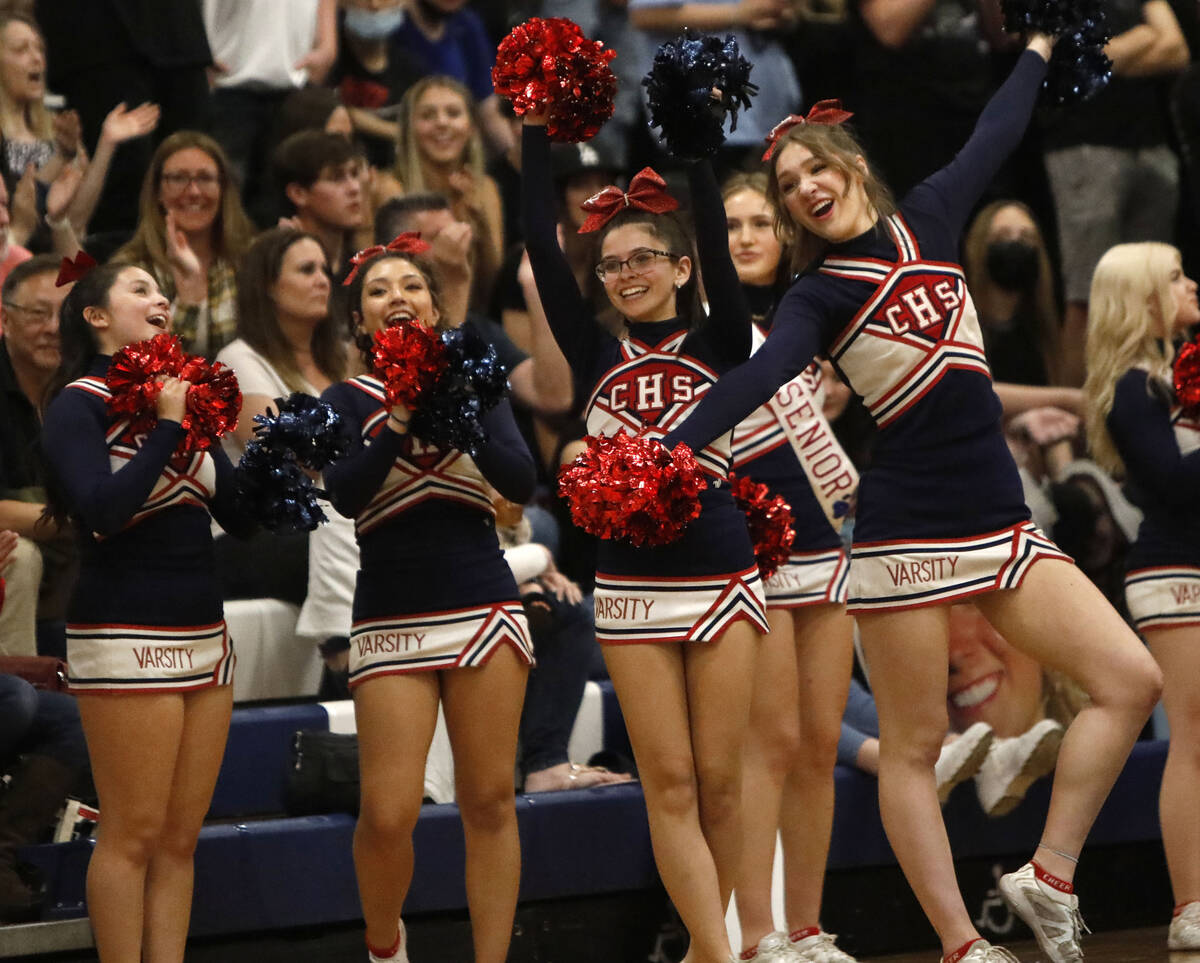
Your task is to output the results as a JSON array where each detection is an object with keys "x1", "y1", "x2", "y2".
[
  {"x1": 235, "y1": 440, "x2": 329, "y2": 534},
  {"x1": 1002, "y1": 0, "x2": 1112, "y2": 105},
  {"x1": 643, "y1": 33, "x2": 758, "y2": 160},
  {"x1": 250, "y1": 392, "x2": 349, "y2": 470},
  {"x1": 409, "y1": 326, "x2": 510, "y2": 458},
  {"x1": 235, "y1": 393, "x2": 349, "y2": 533}
]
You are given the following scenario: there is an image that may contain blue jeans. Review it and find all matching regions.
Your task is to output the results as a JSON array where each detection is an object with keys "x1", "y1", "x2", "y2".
[
  {"x1": 837, "y1": 676, "x2": 879, "y2": 769},
  {"x1": 0, "y1": 675, "x2": 88, "y2": 771},
  {"x1": 518, "y1": 592, "x2": 598, "y2": 775}
]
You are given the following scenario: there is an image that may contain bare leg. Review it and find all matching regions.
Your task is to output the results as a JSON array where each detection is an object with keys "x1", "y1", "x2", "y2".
[
  {"x1": 142, "y1": 685, "x2": 233, "y2": 962},
  {"x1": 1132, "y1": 626, "x2": 1200, "y2": 906},
  {"x1": 441, "y1": 647, "x2": 529, "y2": 963},
  {"x1": 974, "y1": 561, "x2": 1162, "y2": 881},
  {"x1": 352, "y1": 673, "x2": 441, "y2": 953},
  {"x1": 858, "y1": 604, "x2": 982, "y2": 958},
  {"x1": 604, "y1": 624, "x2": 757, "y2": 963},
  {"x1": 76, "y1": 693, "x2": 185, "y2": 962},
  {"x1": 735, "y1": 608, "x2": 799, "y2": 950},
  {"x1": 685, "y1": 620, "x2": 761, "y2": 911},
  {"x1": 780, "y1": 604, "x2": 853, "y2": 933}
]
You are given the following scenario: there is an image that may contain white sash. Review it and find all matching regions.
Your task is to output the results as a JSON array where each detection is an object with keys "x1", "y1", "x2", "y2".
[{"x1": 753, "y1": 326, "x2": 859, "y2": 531}]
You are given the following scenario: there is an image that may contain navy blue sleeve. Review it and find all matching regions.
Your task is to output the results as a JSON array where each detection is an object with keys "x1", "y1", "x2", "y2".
[
  {"x1": 520, "y1": 124, "x2": 611, "y2": 378},
  {"x1": 908, "y1": 49, "x2": 1048, "y2": 239},
  {"x1": 664, "y1": 281, "x2": 826, "y2": 452},
  {"x1": 471, "y1": 399, "x2": 537, "y2": 504},
  {"x1": 209, "y1": 444, "x2": 258, "y2": 538},
  {"x1": 42, "y1": 390, "x2": 186, "y2": 537},
  {"x1": 688, "y1": 158, "x2": 752, "y2": 366},
  {"x1": 320, "y1": 383, "x2": 405, "y2": 520},
  {"x1": 1108, "y1": 368, "x2": 1200, "y2": 510}
]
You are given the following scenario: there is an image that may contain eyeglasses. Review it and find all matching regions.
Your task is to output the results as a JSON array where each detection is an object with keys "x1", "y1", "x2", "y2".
[
  {"x1": 160, "y1": 171, "x2": 221, "y2": 191},
  {"x1": 595, "y1": 248, "x2": 677, "y2": 280},
  {"x1": 2, "y1": 301, "x2": 55, "y2": 325}
]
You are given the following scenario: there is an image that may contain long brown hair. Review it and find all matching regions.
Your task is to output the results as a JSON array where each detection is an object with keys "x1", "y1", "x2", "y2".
[
  {"x1": 765, "y1": 121, "x2": 895, "y2": 274},
  {"x1": 113, "y1": 131, "x2": 255, "y2": 282},
  {"x1": 235, "y1": 227, "x2": 347, "y2": 393},
  {"x1": 962, "y1": 200, "x2": 1062, "y2": 383}
]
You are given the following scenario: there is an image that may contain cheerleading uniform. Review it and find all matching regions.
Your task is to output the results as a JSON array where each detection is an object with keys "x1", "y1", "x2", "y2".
[
  {"x1": 732, "y1": 321, "x2": 852, "y2": 609},
  {"x1": 1108, "y1": 367, "x2": 1200, "y2": 631},
  {"x1": 522, "y1": 124, "x2": 769, "y2": 644},
  {"x1": 40, "y1": 357, "x2": 251, "y2": 691},
  {"x1": 664, "y1": 50, "x2": 1069, "y2": 612},
  {"x1": 320, "y1": 376, "x2": 535, "y2": 686}
]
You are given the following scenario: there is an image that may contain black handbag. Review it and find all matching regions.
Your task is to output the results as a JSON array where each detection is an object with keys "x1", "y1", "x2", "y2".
[{"x1": 283, "y1": 729, "x2": 360, "y2": 816}]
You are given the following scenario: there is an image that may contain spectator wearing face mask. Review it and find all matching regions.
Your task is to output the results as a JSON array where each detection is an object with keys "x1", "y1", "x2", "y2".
[{"x1": 963, "y1": 199, "x2": 1084, "y2": 420}]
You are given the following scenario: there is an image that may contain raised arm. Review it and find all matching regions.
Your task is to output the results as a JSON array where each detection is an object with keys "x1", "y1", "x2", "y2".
[
  {"x1": 916, "y1": 38, "x2": 1051, "y2": 236},
  {"x1": 687, "y1": 157, "x2": 752, "y2": 365},
  {"x1": 471, "y1": 399, "x2": 537, "y2": 504},
  {"x1": 320, "y1": 385, "x2": 406, "y2": 520},
  {"x1": 520, "y1": 120, "x2": 602, "y2": 372},
  {"x1": 664, "y1": 284, "x2": 825, "y2": 452},
  {"x1": 42, "y1": 392, "x2": 185, "y2": 537},
  {"x1": 1107, "y1": 368, "x2": 1200, "y2": 510}
]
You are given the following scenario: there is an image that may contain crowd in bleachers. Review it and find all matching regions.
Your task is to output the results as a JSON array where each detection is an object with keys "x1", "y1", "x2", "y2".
[{"x1": 1, "y1": 0, "x2": 1199, "y2": 954}]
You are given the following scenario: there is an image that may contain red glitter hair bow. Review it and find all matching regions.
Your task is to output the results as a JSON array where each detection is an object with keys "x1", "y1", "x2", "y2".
[
  {"x1": 761, "y1": 100, "x2": 855, "y2": 162},
  {"x1": 577, "y1": 167, "x2": 679, "y2": 234},
  {"x1": 343, "y1": 233, "x2": 433, "y2": 286},
  {"x1": 55, "y1": 250, "x2": 97, "y2": 287}
]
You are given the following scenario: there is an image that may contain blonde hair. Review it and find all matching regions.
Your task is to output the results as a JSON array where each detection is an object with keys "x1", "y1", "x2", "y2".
[
  {"x1": 765, "y1": 121, "x2": 895, "y2": 274},
  {"x1": 112, "y1": 131, "x2": 255, "y2": 284},
  {"x1": 1083, "y1": 242, "x2": 1180, "y2": 475},
  {"x1": 0, "y1": 15, "x2": 52, "y2": 141},
  {"x1": 962, "y1": 200, "x2": 1062, "y2": 382},
  {"x1": 393, "y1": 76, "x2": 485, "y2": 191}
]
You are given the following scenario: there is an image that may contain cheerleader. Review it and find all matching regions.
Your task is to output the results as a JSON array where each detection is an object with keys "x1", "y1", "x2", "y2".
[
  {"x1": 1083, "y1": 242, "x2": 1200, "y2": 953},
  {"x1": 662, "y1": 34, "x2": 1163, "y2": 963},
  {"x1": 522, "y1": 112, "x2": 769, "y2": 963},
  {"x1": 321, "y1": 240, "x2": 536, "y2": 963},
  {"x1": 41, "y1": 263, "x2": 252, "y2": 961},
  {"x1": 723, "y1": 171, "x2": 858, "y2": 962}
]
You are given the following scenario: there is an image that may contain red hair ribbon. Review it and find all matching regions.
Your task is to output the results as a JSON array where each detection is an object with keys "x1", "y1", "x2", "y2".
[
  {"x1": 761, "y1": 100, "x2": 855, "y2": 161},
  {"x1": 55, "y1": 250, "x2": 97, "y2": 287},
  {"x1": 577, "y1": 167, "x2": 679, "y2": 234},
  {"x1": 343, "y1": 233, "x2": 433, "y2": 286}
]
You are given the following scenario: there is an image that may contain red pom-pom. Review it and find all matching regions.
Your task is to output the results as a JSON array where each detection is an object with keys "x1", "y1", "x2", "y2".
[
  {"x1": 1175, "y1": 340, "x2": 1200, "y2": 413},
  {"x1": 106, "y1": 333, "x2": 189, "y2": 437},
  {"x1": 729, "y1": 473, "x2": 796, "y2": 580},
  {"x1": 557, "y1": 431, "x2": 707, "y2": 546},
  {"x1": 180, "y1": 359, "x2": 241, "y2": 452},
  {"x1": 371, "y1": 321, "x2": 447, "y2": 409},
  {"x1": 493, "y1": 17, "x2": 617, "y2": 143},
  {"x1": 106, "y1": 333, "x2": 241, "y2": 454}
]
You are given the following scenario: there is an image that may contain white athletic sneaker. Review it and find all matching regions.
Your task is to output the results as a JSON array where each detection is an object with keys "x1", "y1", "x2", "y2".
[
  {"x1": 367, "y1": 921, "x2": 409, "y2": 962},
  {"x1": 999, "y1": 862, "x2": 1088, "y2": 963},
  {"x1": 741, "y1": 931, "x2": 804, "y2": 961},
  {"x1": 939, "y1": 940, "x2": 1019, "y2": 962},
  {"x1": 935, "y1": 722, "x2": 994, "y2": 804},
  {"x1": 974, "y1": 719, "x2": 1064, "y2": 817},
  {"x1": 1169, "y1": 901, "x2": 1200, "y2": 950},
  {"x1": 790, "y1": 929, "x2": 858, "y2": 962}
]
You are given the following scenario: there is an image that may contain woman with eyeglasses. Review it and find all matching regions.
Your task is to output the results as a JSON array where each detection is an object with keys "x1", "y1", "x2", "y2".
[
  {"x1": 112, "y1": 131, "x2": 256, "y2": 359},
  {"x1": 521, "y1": 110, "x2": 768, "y2": 963}
]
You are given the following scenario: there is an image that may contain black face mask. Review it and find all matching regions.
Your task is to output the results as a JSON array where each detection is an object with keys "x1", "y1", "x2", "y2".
[{"x1": 985, "y1": 240, "x2": 1040, "y2": 291}]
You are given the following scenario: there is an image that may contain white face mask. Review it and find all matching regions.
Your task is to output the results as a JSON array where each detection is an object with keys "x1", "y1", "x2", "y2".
[{"x1": 343, "y1": 7, "x2": 405, "y2": 40}]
